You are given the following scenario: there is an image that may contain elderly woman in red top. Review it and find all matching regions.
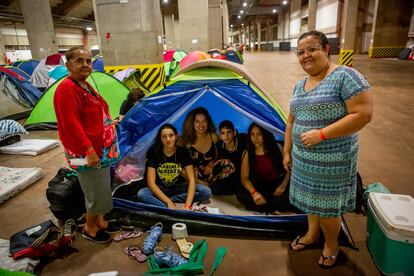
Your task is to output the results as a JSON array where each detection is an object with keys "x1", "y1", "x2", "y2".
[{"x1": 54, "y1": 46, "x2": 121, "y2": 243}]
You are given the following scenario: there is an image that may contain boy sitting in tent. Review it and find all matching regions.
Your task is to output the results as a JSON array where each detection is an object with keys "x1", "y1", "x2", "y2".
[{"x1": 209, "y1": 120, "x2": 246, "y2": 195}]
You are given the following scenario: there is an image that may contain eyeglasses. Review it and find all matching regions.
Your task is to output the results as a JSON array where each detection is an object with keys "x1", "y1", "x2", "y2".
[
  {"x1": 70, "y1": 57, "x2": 92, "y2": 65},
  {"x1": 295, "y1": 44, "x2": 323, "y2": 57}
]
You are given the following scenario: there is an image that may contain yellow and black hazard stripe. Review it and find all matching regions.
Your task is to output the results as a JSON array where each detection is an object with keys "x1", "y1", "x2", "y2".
[
  {"x1": 339, "y1": 50, "x2": 353, "y2": 67},
  {"x1": 104, "y1": 64, "x2": 166, "y2": 92},
  {"x1": 368, "y1": 46, "x2": 405, "y2": 58}
]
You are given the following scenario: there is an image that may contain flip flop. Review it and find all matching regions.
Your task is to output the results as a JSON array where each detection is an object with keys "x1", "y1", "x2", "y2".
[
  {"x1": 289, "y1": 235, "x2": 319, "y2": 251},
  {"x1": 123, "y1": 245, "x2": 147, "y2": 263},
  {"x1": 114, "y1": 230, "x2": 143, "y2": 242},
  {"x1": 176, "y1": 238, "x2": 193, "y2": 259},
  {"x1": 318, "y1": 251, "x2": 340, "y2": 268}
]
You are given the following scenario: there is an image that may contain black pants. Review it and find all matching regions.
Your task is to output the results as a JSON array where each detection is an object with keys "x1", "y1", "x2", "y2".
[
  {"x1": 210, "y1": 175, "x2": 239, "y2": 195},
  {"x1": 236, "y1": 176, "x2": 292, "y2": 213}
]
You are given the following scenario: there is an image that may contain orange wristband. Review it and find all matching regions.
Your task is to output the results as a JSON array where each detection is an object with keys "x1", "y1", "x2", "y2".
[
  {"x1": 250, "y1": 189, "x2": 257, "y2": 195},
  {"x1": 320, "y1": 129, "x2": 327, "y2": 140},
  {"x1": 185, "y1": 203, "x2": 191, "y2": 208},
  {"x1": 85, "y1": 148, "x2": 95, "y2": 156}
]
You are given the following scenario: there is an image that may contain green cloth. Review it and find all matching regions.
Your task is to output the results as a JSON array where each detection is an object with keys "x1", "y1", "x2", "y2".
[
  {"x1": 209, "y1": 247, "x2": 228, "y2": 276},
  {"x1": 145, "y1": 239, "x2": 227, "y2": 275},
  {"x1": 0, "y1": 269, "x2": 34, "y2": 276}
]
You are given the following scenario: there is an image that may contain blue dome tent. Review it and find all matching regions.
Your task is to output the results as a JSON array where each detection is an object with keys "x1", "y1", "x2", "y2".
[
  {"x1": 0, "y1": 66, "x2": 42, "y2": 120},
  {"x1": 10, "y1": 59, "x2": 39, "y2": 76},
  {"x1": 92, "y1": 57, "x2": 104, "y2": 72},
  {"x1": 111, "y1": 60, "x2": 355, "y2": 245}
]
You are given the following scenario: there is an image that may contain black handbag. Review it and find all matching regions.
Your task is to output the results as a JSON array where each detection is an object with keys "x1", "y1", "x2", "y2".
[{"x1": 46, "y1": 168, "x2": 85, "y2": 221}]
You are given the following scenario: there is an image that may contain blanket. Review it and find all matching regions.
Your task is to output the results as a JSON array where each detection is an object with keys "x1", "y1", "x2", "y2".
[
  {"x1": 0, "y1": 139, "x2": 59, "y2": 156},
  {"x1": 0, "y1": 166, "x2": 43, "y2": 204}
]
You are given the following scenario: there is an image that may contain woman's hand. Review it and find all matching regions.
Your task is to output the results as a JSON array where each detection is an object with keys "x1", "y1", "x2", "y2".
[
  {"x1": 283, "y1": 154, "x2": 291, "y2": 172},
  {"x1": 204, "y1": 159, "x2": 220, "y2": 176},
  {"x1": 300, "y1": 129, "x2": 323, "y2": 148},
  {"x1": 86, "y1": 151, "x2": 100, "y2": 167},
  {"x1": 167, "y1": 201, "x2": 177, "y2": 209},
  {"x1": 274, "y1": 184, "x2": 287, "y2": 197},
  {"x1": 182, "y1": 204, "x2": 191, "y2": 211},
  {"x1": 252, "y1": 192, "x2": 266, "y2": 205}
]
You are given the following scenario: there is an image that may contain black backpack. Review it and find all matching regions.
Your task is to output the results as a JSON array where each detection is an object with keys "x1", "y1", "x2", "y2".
[{"x1": 46, "y1": 168, "x2": 85, "y2": 221}]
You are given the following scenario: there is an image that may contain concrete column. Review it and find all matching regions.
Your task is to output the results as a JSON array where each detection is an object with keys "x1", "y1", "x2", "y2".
[
  {"x1": 248, "y1": 23, "x2": 252, "y2": 50},
  {"x1": 19, "y1": 0, "x2": 58, "y2": 60},
  {"x1": 290, "y1": 0, "x2": 301, "y2": 40},
  {"x1": 251, "y1": 21, "x2": 256, "y2": 50},
  {"x1": 278, "y1": 11, "x2": 284, "y2": 41},
  {"x1": 223, "y1": 0, "x2": 229, "y2": 46},
  {"x1": 178, "y1": 0, "x2": 209, "y2": 51},
  {"x1": 341, "y1": 0, "x2": 359, "y2": 50},
  {"x1": 164, "y1": 13, "x2": 177, "y2": 50},
  {"x1": 209, "y1": 0, "x2": 223, "y2": 49},
  {"x1": 93, "y1": 0, "x2": 163, "y2": 65},
  {"x1": 284, "y1": 8, "x2": 290, "y2": 40},
  {"x1": 339, "y1": 0, "x2": 359, "y2": 66},
  {"x1": 238, "y1": 29, "x2": 242, "y2": 44},
  {"x1": 173, "y1": 16, "x2": 181, "y2": 48},
  {"x1": 370, "y1": 0, "x2": 413, "y2": 58},
  {"x1": 0, "y1": 36, "x2": 6, "y2": 64},
  {"x1": 257, "y1": 22, "x2": 261, "y2": 51},
  {"x1": 308, "y1": 0, "x2": 317, "y2": 31}
]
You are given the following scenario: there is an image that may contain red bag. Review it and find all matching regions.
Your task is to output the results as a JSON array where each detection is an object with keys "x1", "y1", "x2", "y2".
[{"x1": 9, "y1": 220, "x2": 72, "y2": 260}]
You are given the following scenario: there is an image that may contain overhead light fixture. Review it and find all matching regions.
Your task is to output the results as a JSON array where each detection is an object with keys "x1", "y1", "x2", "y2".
[
  {"x1": 283, "y1": 0, "x2": 288, "y2": 4},
  {"x1": 240, "y1": 10, "x2": 244, "y2": 14},
  {"x1": 243, "y1": 2, "x2": 247, "y2": 7},
  {"x1": 272, "y1": 9, "x2": 277, "y2": 13},
  {"x1": 230, "y1": 24, "x2": 233, "y2": 27},
  {"x1": 241, "y1": 23, "x2": 244, "y2": 26},
  {"x1": 86, "y1": 27, "x2": 92, "y2": 31},
  {"x1": 237, "y1": 15, "x2": 241, "y2": 19},
  {"x1": 163, "y1": 0, "x2": 168, "y2": 3}
]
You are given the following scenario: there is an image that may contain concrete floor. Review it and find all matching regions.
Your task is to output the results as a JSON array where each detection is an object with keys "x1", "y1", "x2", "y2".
[{"x1": 1, "y1": 52, "x2": 414, "y2": 275}]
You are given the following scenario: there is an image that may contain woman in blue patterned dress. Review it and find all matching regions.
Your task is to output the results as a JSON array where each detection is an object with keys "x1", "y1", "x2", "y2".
[{"x1": 284, "y1": 31, "x2": 373, "y2": 267}]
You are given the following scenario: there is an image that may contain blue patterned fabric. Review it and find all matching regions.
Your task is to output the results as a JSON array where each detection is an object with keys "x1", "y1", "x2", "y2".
[
  {"x1": 0, "y1": 120, "x2": 27, "y2": 142},
  {"x1": 289, "y1": 66, "x2": 370, "y2": 217}
]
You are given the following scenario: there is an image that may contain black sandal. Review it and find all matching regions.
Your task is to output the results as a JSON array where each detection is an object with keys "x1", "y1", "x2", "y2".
[
  {"x1": 318, "y1": 251, "x2": 340, "y2": 268},
  {"x1": 289, "y1": 235, "x2": 318, "y2": 251}
]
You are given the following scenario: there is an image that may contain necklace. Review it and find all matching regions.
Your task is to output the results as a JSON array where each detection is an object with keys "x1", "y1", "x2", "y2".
[
  {"x1": 70, "y1": 77, "x2": 97, "y2": 97},
  {"x1": 163, "y1": 147, "x2": 177, "y2": 163},
  {"x1": 223, "y1": 138, "x2": 238, "y2": 153}
]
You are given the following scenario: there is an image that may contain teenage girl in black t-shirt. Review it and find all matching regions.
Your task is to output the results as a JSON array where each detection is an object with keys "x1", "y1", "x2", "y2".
[{"x1": 137, "y1": 124, "x2": 211, "y2": 209}]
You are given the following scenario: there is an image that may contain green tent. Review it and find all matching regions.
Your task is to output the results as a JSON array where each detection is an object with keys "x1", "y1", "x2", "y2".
[
  {"x1": 25, "y1": 71, "x2": 130, "y2": 130},
  {"x1": 123, "y1": 70, "x2": 150, "y2": 94},
  {"x1": 163, "y1": 49, "x2": 187, "y2": 79}
]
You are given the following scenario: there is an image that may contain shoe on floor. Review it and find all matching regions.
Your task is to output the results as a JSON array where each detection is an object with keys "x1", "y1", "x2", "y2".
[
  {"x1": 82, "y1": 229, "x2": 112, "y2": 244},
  {"x1": 142, "y1": 222, "x2": 163, "y2": 255},
  {"x1": 76, "y1": 214, "x2": 86, "y2": 228},
  {"x1": 318, "y1": 251, "x2": 341, "y2": 268},
  {"x1": 153, "y1": 250, "x2": 188, "y2": 268},
  {"x1": 63, "y1": 218, "x2": 77, "y2": 239},
  {"x1": 103, "y1": 221, "x2": 122, "y2": 234}
]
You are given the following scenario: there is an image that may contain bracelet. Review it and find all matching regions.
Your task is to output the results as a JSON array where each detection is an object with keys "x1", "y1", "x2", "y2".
[
  {"x1": 85, "y1": 148, "x2": 95, "y2": 156},
  {"x1": 320, "y1": 129, "x2": 327, "y2": 140},
  {"x1": 250, "y1": 189, "x2": 257, "y2": 195},
  {"x1": 185, "y1": 203, "x2": 192, "y2": 208}
]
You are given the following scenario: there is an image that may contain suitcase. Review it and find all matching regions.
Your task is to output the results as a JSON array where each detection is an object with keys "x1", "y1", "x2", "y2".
[{"x1": 367, "y1": 192, "x2": 414, "y2": 275}]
